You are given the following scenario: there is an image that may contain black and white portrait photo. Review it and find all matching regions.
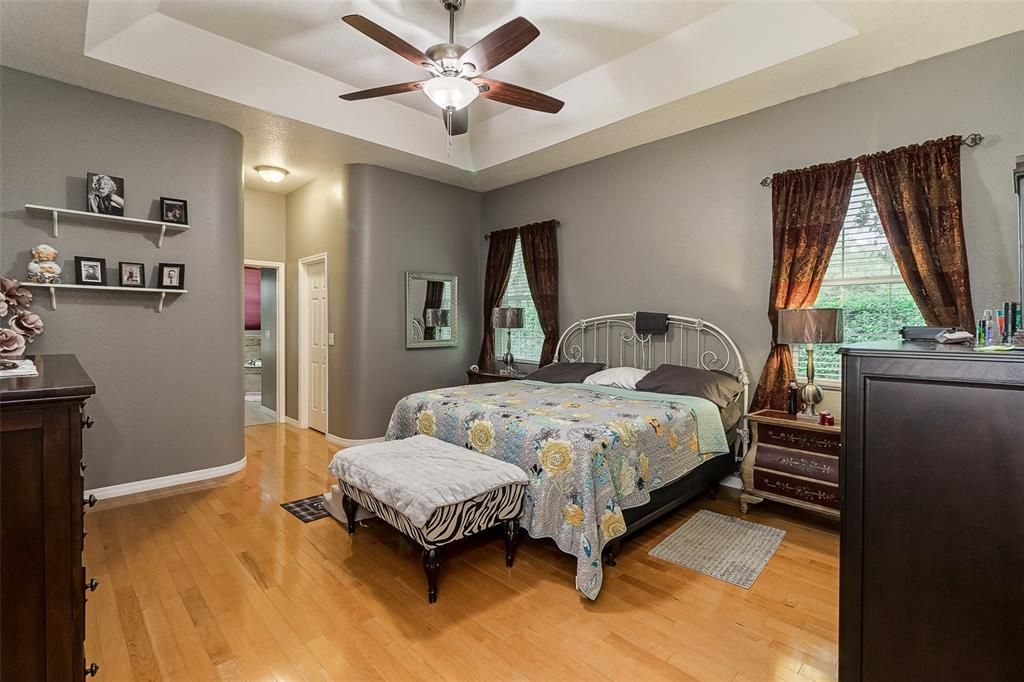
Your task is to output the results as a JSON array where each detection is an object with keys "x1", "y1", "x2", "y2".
[
  {"x1": 159, "y1": 197, "x2": 188, "y2": 225},
  {"x1": 119, "y1": 262, "x2": 145, "y2": 288},
  {"x1": 86, "y1": 173, "x2": 125, "y2": 216},
  {"x1": 157, "y1": 263, "x2": 185, "y2": 290},
  {"x1": 74, "y1": 256, "x2": 108, "y2": 286}
]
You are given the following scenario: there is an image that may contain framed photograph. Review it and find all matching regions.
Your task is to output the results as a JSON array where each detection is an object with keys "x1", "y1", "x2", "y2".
[
  {"x1": 74, "y1": 256, "x2": 108, "y2": 286},
  {"x1": 118, "y1": 262, "x2": 145, "y2": 288},
  {"x1": 86, "y1": 172, "x2": 125, "y2": 216},
  {"x1": 157, "y1": 263, "x2": 185, "y2": 290},
  {"x1": 159, "y1": 197, "x2": 188, "y2": 225}
]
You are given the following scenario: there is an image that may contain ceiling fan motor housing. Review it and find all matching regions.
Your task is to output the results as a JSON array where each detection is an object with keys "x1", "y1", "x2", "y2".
[
  {"x1": 425, "y1": 43, "x2": 471, "y2": 75},
  {"x1": 441, "y1": 0, "x2": 466, "y2": 12}
]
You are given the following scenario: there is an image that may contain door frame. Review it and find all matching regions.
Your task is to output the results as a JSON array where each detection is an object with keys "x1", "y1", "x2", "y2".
[
  {"x1": 244, "y1": 259, "x2": 286, "y2": 423},
  {"x1": 297, "y1": 253, "x2": 329, "y2": 430}
]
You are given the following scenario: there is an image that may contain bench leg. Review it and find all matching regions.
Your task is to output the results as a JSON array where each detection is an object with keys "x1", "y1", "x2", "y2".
[
  {"x1": 503, "y1": 519, "x2": 521, "y2": 568},
  {"x1": 341, "y1": 494, "x2": 358, "y2": 535},
  {"x1": 422, "y1": 548, "x2": 441, "y2": 603}
]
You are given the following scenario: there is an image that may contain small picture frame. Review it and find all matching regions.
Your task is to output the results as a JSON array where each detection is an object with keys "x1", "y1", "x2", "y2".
[
  {"x1": 118, "y1": 262, "x2": 146, "y2": 288},
  {"x1": 157, "y1": 263, "x2": 185, "y2": 290},
  {"x1": 159, "y1": 197, "x2": 188, "y2": 225},
  {"x1": 74, "y1": 256, "x2": 107, "y2": 286},
  {"x1": 86, "y1": 173, "x2": 125, "y2": 216}
]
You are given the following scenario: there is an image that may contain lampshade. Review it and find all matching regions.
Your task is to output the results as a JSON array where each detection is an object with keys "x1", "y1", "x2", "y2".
[
  {"x1": 778, "y1": 308, "x2": 844, "y2": 344},
  {"x1": 422, "y1": 76, "x2": 479, "y2": 110},
  {"x1": 424, "y1": 308, "x2": 450, "y2": 328},
  {"x1": 493, "y1": 307, "x2": 524, "y2": 329}
]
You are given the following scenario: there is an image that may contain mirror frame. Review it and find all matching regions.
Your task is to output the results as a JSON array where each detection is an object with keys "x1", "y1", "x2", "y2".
[{"x1": 405, "y1": 271, "x2": 458, "y2": 349}]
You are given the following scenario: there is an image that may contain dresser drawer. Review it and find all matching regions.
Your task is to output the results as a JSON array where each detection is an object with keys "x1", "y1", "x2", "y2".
[
  {"x1": 753, "y1": 470, "x2": 839, "y2": 510},
  {"x1": 754, "y1": 444, "x2": 838, "y2": 483},
  {"x1": 759, "y1": 423, "x2": 840, "y2": 456}
]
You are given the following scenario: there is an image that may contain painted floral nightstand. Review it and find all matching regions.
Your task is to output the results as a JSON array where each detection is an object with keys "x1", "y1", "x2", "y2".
[{"x1": 739, "y1": 409, "x2": 841, "y2": 518}]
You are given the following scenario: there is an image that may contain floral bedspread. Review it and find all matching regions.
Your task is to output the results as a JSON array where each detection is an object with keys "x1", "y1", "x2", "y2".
[{"x1": 384, "y1": 380, "x2": 730, "y2": 599}]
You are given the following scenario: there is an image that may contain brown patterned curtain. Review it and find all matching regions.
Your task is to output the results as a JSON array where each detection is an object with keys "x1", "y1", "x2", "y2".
[
  {"x1": 860, "y1": 136, "x2": 975, "y2": 329},
  {"x1": 519, "y1": 221, "x2": 560, "y2": 366},
  {"x1": 421, "y1": 280, "x2": 444, "y2": 341},
  {"x1": 478, "y1": 227, "x2": 519, "y2": 372},
  {"x1": 752, "y1": 159, "x2": 856, "y2": 411}
]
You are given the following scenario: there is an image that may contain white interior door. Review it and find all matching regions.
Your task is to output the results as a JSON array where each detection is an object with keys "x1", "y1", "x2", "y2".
[{"x1": 307, "y1": 260, "x2": 328, "y2": 433}]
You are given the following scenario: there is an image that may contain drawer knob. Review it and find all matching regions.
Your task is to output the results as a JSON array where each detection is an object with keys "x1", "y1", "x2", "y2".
[
  {"x1": 85, "y1": 662, "x2": 99, "y2": 677},
  {"x1": 82, "y1": 416, "x2": 95, "y2": 429},
  {"x1": 86, "y1": 578, "x2": 99, "y2": 592},
  {"x1": 84, "y1": 494, "x2": 97, "y2": 508}
]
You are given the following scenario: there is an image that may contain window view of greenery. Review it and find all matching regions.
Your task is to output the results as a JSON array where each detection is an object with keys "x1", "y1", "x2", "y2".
[
  {"x1": 794, "y1": 175, "x2": 925, "y2": 381},
  {"x1": 500, "y1": 238, "x2": 545, "y2": 363}
]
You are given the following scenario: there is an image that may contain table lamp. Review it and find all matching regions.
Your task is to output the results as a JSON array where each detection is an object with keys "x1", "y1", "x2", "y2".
[
  {"x1": 778, "y1": 308, "x2": 844, "y2": 416},
  {"x1": 492, "y1": 307, "x2": 524, "y2": 374}
]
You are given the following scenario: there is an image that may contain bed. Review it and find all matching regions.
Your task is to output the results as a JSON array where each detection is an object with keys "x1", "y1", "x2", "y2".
[{"x1": 384, "y1": 313, "x2": 750, "y2": 599}]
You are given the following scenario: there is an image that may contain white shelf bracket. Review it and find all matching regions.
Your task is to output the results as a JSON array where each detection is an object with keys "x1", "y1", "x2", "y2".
[
  {"x1": 47, "y1": 286, "x2": 57, "y2": 309},
  {"x1": 158, "y1": 292, "x2": 166, "y2": 313},
  {"x1": 157, "y1": 225, "x2": 167, "y2": 248},
  {"x1": 51, "y1": 210, "x2": 59, "y2": 238}
]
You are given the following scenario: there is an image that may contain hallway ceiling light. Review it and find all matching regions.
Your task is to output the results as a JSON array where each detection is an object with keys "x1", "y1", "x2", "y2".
[{"x1": 255, "y1": 165, "x2": 289, "y2": 183}]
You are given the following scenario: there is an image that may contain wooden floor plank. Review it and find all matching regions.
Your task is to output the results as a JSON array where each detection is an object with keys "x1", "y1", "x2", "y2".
[{"x1": 85, "y1": 422, "x2": 839, "y2": 680}]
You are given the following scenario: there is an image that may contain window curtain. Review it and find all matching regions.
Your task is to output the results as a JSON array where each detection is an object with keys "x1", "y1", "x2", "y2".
[
  {"x1": 519, "y1": 220, "x2": 560, "y2": 366},
  {"x1": 421, "y1": 280, "x2": 445, "y2": 341},
  {"x1": 752, "y1": 159, "x2": 856, "y2": 411},
  {"x1": 478, "y1": 227, "x2": 519, "y2": 372},
  {"x1": 860, "y1": 136, "x2": 975, "y2": 329}
]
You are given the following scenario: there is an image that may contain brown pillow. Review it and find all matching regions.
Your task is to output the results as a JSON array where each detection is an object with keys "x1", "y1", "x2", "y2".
[
  {"x1": 527, "y1": 362, "x2": 605, "y2": 384},
  {"x1": 635, "y1": 364, "x2": 742, "y2": 408}
]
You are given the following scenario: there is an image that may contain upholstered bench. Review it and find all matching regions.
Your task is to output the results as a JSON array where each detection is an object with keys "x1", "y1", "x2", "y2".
[{"x1": 328, "y1": 435, "x2": 528, "y2": 603}]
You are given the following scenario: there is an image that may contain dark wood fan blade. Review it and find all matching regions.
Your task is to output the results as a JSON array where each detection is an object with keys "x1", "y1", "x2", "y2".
[
  {"x1": 473, "y1": 78, "x2": 564, "y2": 114},
  {"x1": 339, "y1": 81, "x2": 426, "y2": 101},
  {"x1": 459, "y1": 17, "x2": 539, "y2": 74},
  {"x1": 341, "y1": 15, "x2": 435, "y2": 69},
  {"x1": 442, "y1": 107, "x2": 469, "y2": 136}
]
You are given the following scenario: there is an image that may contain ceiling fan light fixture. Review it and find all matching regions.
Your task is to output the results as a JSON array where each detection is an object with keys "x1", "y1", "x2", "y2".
[
  {"x1": 255, "y1": 165, "x2": 289, "y2": 183},
  {"x1": 422, "y1": 76, "x2": 479, "y2": 110}
]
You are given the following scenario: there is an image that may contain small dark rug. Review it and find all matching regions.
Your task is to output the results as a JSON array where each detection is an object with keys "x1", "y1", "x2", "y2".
[{"x1": 281, "y1": 494, "x2": 330, "y2": 522}]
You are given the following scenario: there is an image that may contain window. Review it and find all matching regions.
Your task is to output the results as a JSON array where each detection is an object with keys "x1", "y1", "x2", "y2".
[
  {"x1": 794, "y1": 174, "x2": 925, "y2": 381},
  {"x1": 500, "y1": 238, "x2": 545, "y2": 363}
]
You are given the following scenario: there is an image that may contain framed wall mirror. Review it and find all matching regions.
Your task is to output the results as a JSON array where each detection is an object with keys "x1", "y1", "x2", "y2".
[{"x1": 406, "y1": 272, "x2": 458, "y2": 349}]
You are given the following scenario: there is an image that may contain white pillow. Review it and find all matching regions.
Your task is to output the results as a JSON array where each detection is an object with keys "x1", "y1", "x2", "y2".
[{"x1": 583, "y1": 367, "x2": 650, "y2": 390}]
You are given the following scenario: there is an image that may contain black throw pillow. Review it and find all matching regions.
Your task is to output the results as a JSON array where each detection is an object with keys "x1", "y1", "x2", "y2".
[
  {"x1": 635, "y1": 364, "x2": 742, "y2": 408},
  {"x1": 526, "y1": 362, "x2": 605, "y2": 384}
]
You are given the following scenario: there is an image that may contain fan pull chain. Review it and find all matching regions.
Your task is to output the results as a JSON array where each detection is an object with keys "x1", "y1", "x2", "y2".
[{"x1": 446, "y1": 107, "x2": 453, "y2": 157}]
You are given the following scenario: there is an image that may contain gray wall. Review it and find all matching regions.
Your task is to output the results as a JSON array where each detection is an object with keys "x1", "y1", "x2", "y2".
[
  {"x1": 260, "y1": 267, "x2": 277, "y2": 411},
  {"x1": 0, "y1": 67, "x2": 245, "y2": 489},
  {"x1": 481, "y1": 34, "x2": 1024, "y2": 401},
  {"x1": 343, "y1": 164, "x2": 482, "y2": 439}
]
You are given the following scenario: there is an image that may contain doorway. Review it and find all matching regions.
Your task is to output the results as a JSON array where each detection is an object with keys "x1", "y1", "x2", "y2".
[
  {"x1": 298, "y1": 253, "x2": 329, "y2": 433},
  {"x1": 243, "y1": 260, "x2": 285, "y2": 427}
]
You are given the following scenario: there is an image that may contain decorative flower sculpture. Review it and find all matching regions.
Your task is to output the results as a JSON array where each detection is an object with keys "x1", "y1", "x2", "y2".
[{"x1": 0, "y1": 276, "x2": 43, "y2": 357}]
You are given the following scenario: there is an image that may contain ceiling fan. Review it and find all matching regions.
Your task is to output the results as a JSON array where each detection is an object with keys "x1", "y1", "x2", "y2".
[{"x1": 339, "y1": 0, "x2": 564, "y2": 137}]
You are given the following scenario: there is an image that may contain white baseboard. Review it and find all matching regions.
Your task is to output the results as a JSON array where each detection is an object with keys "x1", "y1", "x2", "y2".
[
  {"x1": 325, "y1": 433, "x2": 385, "y2": 448},
  {"x1": 284, "y1": 416, "x2": 301, "y2": 427},
  {"x1": 85, "y1": 455, "x2": 247, "y2": 500}
]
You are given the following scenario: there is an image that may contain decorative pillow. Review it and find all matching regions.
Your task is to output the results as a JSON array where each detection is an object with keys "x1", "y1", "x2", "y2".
[
  {"x1": 526, "y1": 362, "x2": 604, "y2": 384},
  {"x1": 583, "y1": 367, "x2": 650, "y2": 390},
  {"x1": 635, "y1": 364, "x2": 742, "y2": 408}
]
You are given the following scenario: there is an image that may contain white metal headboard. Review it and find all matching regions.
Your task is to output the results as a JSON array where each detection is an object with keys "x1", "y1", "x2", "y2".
[{"x1": 554, "y1": 312, "x2": 750, "y2": 457}]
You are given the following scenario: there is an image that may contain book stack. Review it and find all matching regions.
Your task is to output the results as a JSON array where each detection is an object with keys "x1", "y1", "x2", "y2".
[{"x1": 0, "y1": 358, "x2": 39, "y2": 379}]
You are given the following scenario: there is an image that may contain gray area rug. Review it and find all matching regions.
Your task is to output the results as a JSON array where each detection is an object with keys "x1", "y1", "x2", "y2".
[{"x1": 649, "y1": 509, "x2": 786, "y2": 588}]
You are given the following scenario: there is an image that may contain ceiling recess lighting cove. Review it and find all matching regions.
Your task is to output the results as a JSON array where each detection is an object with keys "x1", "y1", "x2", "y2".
[{"x1": 255, "y1": 166, "x2": 289, "y2": 183}]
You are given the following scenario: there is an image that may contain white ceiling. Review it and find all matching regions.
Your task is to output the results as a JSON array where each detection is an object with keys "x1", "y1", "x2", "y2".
[{"x1": 1, "y1": 1, "x2": 1021, "y2": 194}]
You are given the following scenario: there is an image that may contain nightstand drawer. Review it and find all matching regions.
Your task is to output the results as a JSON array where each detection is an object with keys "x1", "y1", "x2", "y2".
[
  {"x1": 753, "y1": 470, "x2": 839, "y2": 510},
  {"x1": 759, "y1": 423, "x2": 840, "y2": 456},
  {"x1": 754, "y1": 444, "x2": 838, "y2": 483}
]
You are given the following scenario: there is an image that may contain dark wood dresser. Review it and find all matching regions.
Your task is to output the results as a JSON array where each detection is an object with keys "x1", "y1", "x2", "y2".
[
  {"x1": 1, "y1": 355, "x2": 98, "y2": 680},
  {"x1": 839, "y1": 341, "x2": 1024, "y2": 681}
]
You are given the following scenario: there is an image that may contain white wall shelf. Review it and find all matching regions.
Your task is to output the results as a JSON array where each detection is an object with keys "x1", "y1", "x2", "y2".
[
  {"x1": 24, "y1": 204, "x2": 190, "y2": 247},
  {"x1": 22, "y1": 283, "x2": 187, "y2": 312}
]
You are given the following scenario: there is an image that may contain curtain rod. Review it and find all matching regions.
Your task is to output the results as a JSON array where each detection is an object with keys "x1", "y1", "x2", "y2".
[
  {"x1": 758, "y1": 133, "x2": 985, "y2": 187},
  {"x1": 484, "y1": 220, "x2": 561, "y2": 240}
]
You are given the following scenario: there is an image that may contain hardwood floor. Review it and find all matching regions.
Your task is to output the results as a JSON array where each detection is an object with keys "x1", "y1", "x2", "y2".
[{"x1": 84, "y1": 423, "x2": 840, "y2": 681}]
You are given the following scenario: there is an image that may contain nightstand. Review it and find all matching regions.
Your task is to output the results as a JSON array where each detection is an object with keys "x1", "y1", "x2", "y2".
[
  {"x1": 739, "y1": 409, "x2": 840, "y2": 518},
  {"x1": 466, "y1": 369, "x2": 523, "y2": 385}
]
